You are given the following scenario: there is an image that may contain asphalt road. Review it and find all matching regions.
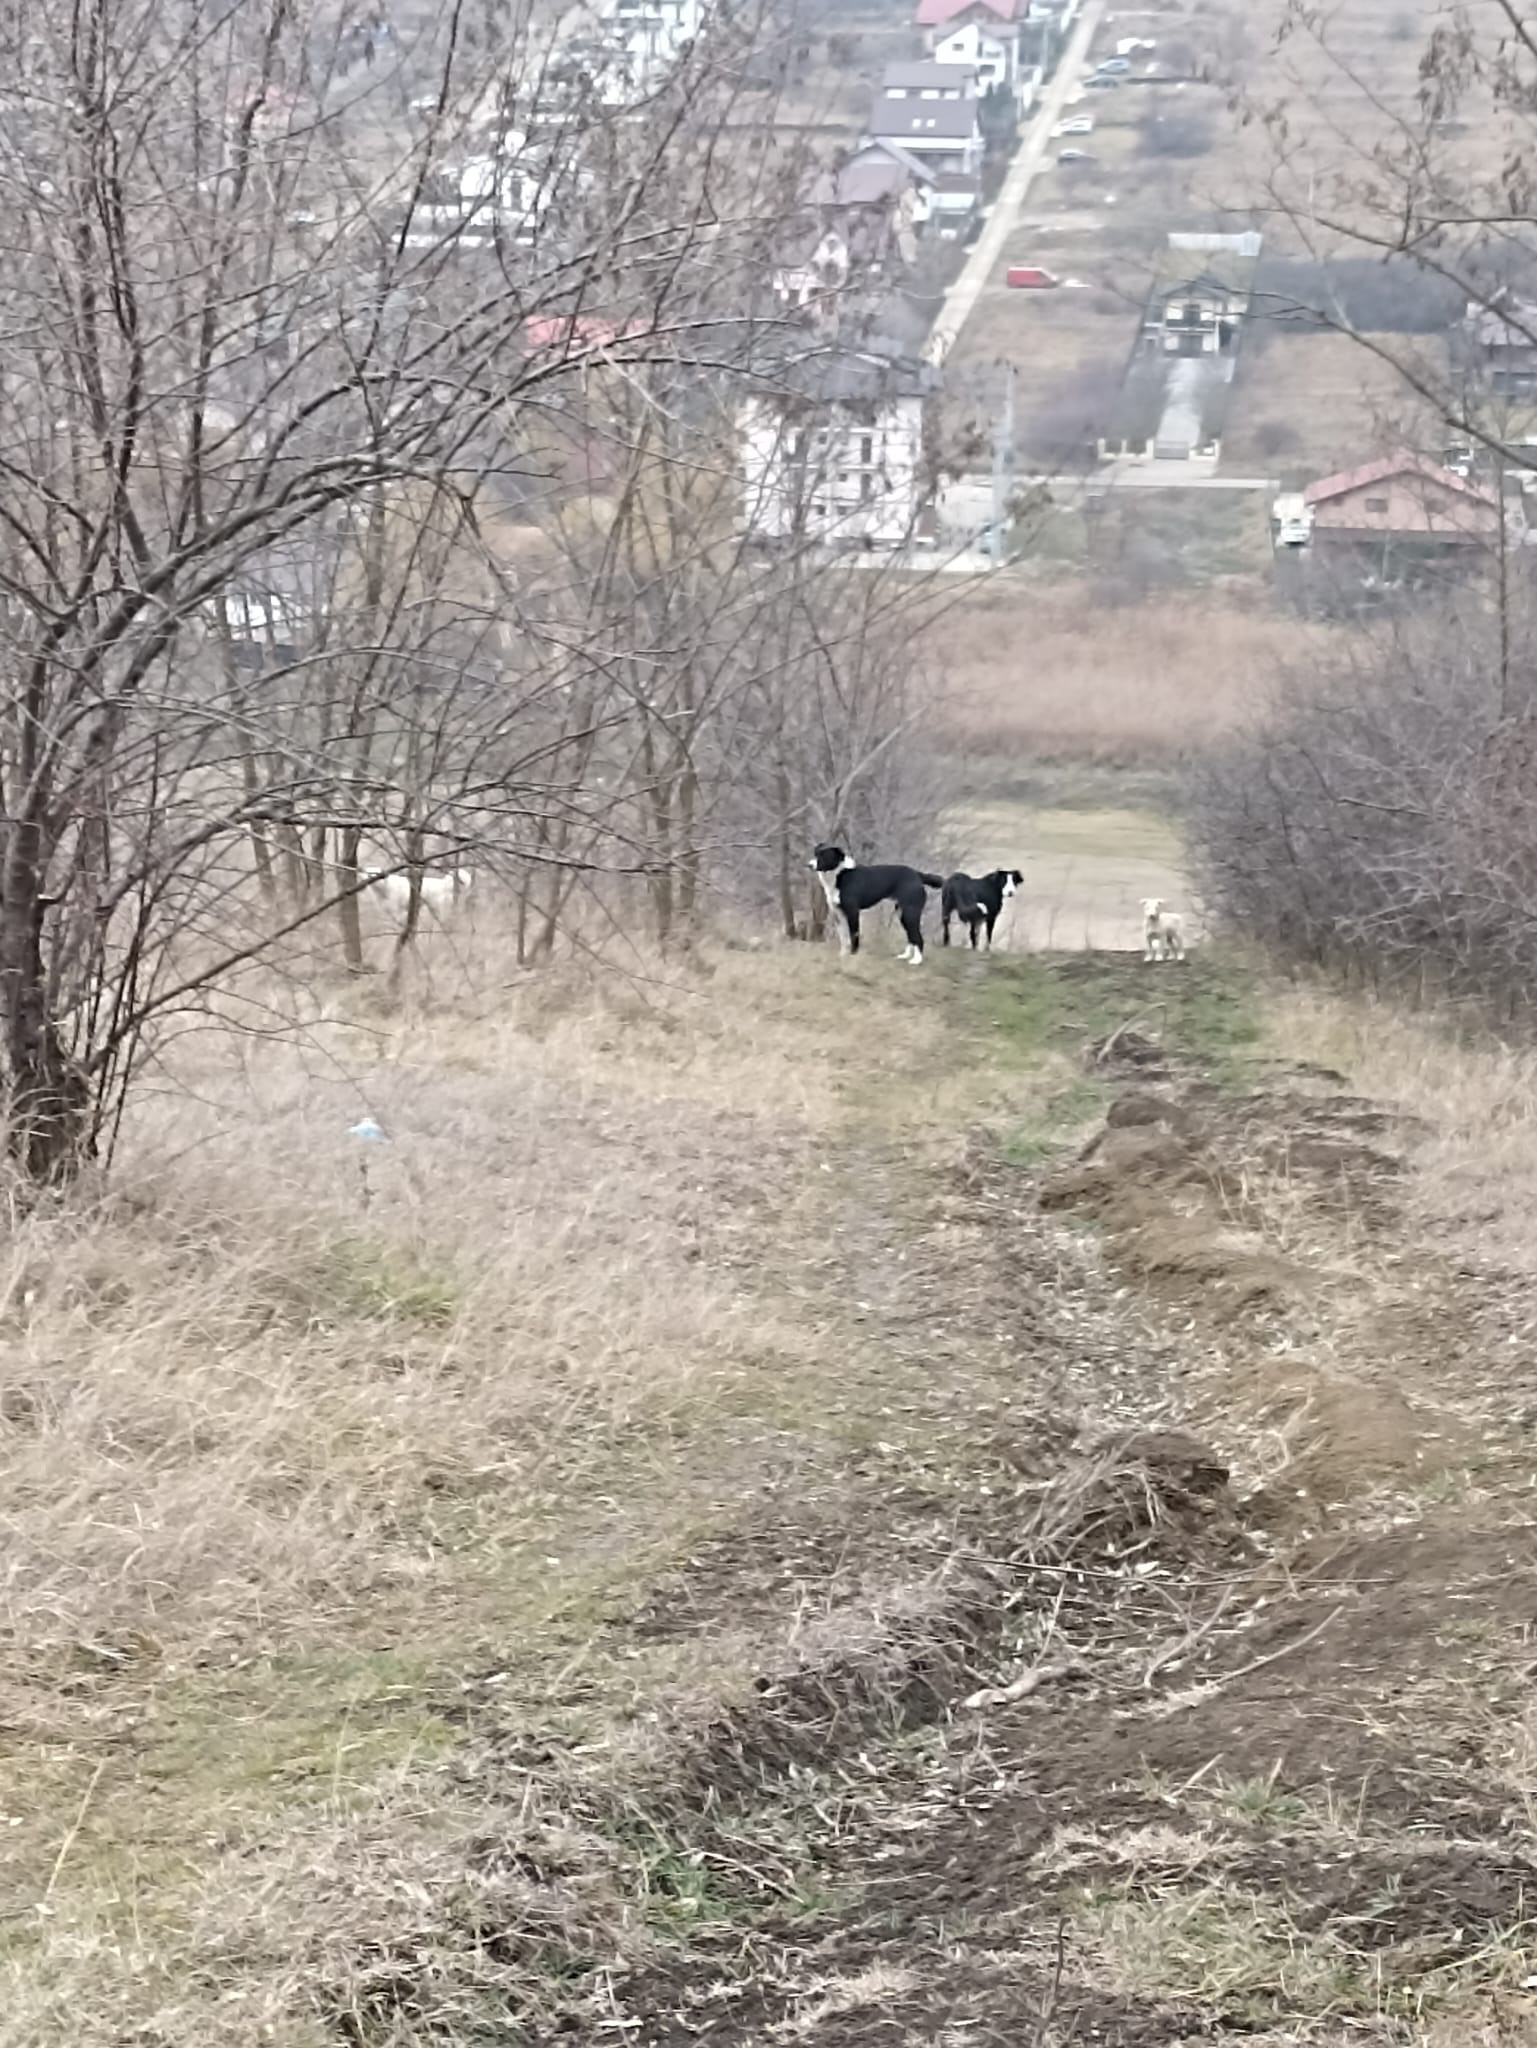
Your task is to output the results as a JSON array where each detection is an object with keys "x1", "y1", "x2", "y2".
[{"x1": 923, "y1": 0, "x2": 1114, "y2": 366}]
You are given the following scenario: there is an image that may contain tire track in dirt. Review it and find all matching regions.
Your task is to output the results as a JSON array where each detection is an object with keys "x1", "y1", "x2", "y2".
[{"x1": 604, "y1": 960, "x2": 1537, "y2": 2046}]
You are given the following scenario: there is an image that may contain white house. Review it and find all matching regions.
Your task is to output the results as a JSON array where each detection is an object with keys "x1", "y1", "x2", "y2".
[
  {"x1": 932, "y1": 19, "x2": 1015, "y2": 86},
  {"x1": 593, "y1": 0, "x2": 704, "y2": 99},
  {"x1": 740, "y1": 350, "x2": 937, "y2": 548},
  {"x1": 1145, "y1": 232, "x2": 1263, "y2": 356},
  {"x1": 915, "y1": 0, "x2": 1026, "y2": 77},
  {"x1": 867, "y1": 62, "x2": 984, "y2": 176},
  {"x1": 810, "y1": 142, "x2": 934, "y2": 261},
  {"x1": 209, "y1": 585, "x2": 310, "y2": 667},
  {"x1": 403, "y1": 132, "x2": 555, "y2": 248},
  {"x1": 921, "y1": 170, "x2": 981, "y2": 239}
]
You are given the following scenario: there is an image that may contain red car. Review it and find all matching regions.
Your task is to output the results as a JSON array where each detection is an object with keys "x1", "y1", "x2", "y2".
[{"x1": 1006, "y1": 266, "x2": 1060, "y2": 288}]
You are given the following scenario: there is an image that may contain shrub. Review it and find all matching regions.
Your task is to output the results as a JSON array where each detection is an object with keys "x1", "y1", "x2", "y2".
[
  {"x1": 1251, "y1": 419, "x2": 1304, "y2": 459},
  {"x1": 1022, "y1": 360, "x2": 1128, "y2": 466},
  {"x1": 1183, "y1": 574, "x2": 1537, "y2": 1013}
]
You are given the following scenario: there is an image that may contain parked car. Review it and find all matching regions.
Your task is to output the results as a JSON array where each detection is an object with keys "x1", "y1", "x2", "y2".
[
  {"x1": 1272, "y1": 493, "x2": 1313, "y2": 547},
  {"x1": 1006, "y1": 265, "x2": 1060, "y2": 288},
  {"x1": 1057, "y1": 148, "x2": 1096, "y2": 162},
  {"x1": 1083, "y1": 74, "x2": 1121, "y2": 88},
  {"x1": 1056, "y1": 115, "x2": 1095, "y2": 134},
  {"x1": 1093, "y1": 56, "x2": 1132, "y2": 73}
]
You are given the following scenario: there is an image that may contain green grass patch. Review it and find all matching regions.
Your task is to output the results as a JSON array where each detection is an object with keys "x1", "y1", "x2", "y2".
[
  {"x1": 969, "y1": 951, "x2": 1261, "y2": 1084},
  {"x1": 613, "y1": 1812, "x2": 848, "y2": 1944},
  {"x1": 261, "y1": 1234, "x2": 465, "y2": 1329},
  {"x1": 328, "y1": 1241, "x2": 461, "y2": 1325},
  {"x1": 0, "y1": 1647, "x2": 463, "y2": 1965},
  {"x1": 1001, "y1": 1075, "x2": 1108, "y2": 1166},
  {"x1": 1211, "y1": 1770, "x2": 1308, "y2": 1829}
]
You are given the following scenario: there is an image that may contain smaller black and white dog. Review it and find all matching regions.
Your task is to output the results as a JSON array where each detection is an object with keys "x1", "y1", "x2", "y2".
[
  {"x1": 941, "y1": 868, "x2": 1024, "y2": 949},
  {"x1": 810, "y1": 844, "x2": 943, "y2": 964}
]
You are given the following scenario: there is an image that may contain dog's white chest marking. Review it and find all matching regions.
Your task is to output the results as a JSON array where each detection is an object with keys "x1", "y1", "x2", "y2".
[{"x1": 817, "y1": 859, "x2": 854, "y2": 952}]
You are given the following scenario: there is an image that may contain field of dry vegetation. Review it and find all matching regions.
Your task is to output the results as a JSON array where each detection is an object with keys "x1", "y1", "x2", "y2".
[
  {"x1": 9, "y1": 0, "x2": 1537, "y2": 2024},
  {"x1": 928, "y1": 579, "x2": 1310, "y2": 762},
  {"x1": 10, "y1": 892, "x2": 1537, "y2": 2044}
]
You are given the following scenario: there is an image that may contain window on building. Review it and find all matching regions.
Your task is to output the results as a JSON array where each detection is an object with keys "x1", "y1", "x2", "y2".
[{"x1": 1364, "y1": 495, "x2": 1389, "y2": 513}]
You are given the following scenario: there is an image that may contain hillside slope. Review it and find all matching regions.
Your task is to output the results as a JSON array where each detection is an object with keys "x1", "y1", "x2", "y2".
[{"x1": 4, "y1": 941, "x2": 1536, "y2": 2046}]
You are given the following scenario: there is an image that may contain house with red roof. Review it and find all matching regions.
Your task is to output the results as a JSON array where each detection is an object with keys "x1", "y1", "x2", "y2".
[
  {"x1": 915, "y1": 0, "x2": 1026, "y2": 85},
  {"x1": 522, "y1": 315, "x2": 650, "y2": 354},
  {"x1": 1291, "y1": 452, "x2": 1511, "y2": 589},
  {"x1": 1302, "y1": 454, "x2": 1502, "y2": 544}
]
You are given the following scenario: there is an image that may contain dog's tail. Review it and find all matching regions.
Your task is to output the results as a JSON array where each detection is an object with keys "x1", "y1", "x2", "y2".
[{"x1": 920, "y1": 872, "x2": 943, "y2": 889}]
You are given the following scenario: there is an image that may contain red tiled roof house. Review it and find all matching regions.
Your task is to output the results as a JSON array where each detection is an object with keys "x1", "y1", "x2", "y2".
[
  {"x1": 1298, "y1": 452, "x2": 1512, "y2": 584},
  {"x1": 1302, "y1": 454, "x2": 1502, "y2": 544}
]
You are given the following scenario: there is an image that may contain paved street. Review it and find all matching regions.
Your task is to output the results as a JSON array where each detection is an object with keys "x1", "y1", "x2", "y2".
[{"x1": 924, "y1": 0, "x2": 1113, "y2": 366}]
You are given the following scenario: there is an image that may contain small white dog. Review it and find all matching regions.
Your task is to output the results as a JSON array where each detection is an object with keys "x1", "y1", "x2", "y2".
[{"x1": 1141, "y1": 897, "x2": 1186, "y2": 963}]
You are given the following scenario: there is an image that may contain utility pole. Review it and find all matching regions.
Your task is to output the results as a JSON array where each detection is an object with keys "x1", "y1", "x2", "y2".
[{"x1": 991, "y1": 362, "x2": 1015, "y2": 566}]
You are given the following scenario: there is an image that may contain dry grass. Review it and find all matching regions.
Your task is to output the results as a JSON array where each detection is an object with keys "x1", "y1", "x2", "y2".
[
  {"x1": 928, "y1": 582, "x2": 1319, "y2": 762},
  {"x1": 1264, "y1": 986, "x2": 1537, "y2": 1274},
  {"x1": 0, "y1": 919, "x2": 1057, "y2": 2045},
  {"x1": 1075, "y1": 1878, "x2": 1535, "y2": 2029},
  {"x1": 4, "y1": 956, "x2": 833, "y2": 1663},
  {"x1": 11, "y1": 901, "x2": 1537, "y2": 2043},
  {"x1": 1222, "y1": 330, "x2": 1443, "y2": 479}
]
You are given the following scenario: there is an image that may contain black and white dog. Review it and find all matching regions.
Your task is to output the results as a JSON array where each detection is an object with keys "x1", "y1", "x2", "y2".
[
  {"x1": 941, "y1": 868, "x2": 1024, "y2": 949},
  {"x1": 810, "y1": 844, "x2": 943, "y2": 964}
]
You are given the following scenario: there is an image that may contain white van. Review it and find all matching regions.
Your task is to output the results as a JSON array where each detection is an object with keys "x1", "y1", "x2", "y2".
[{"x1": 1272, "y1": 492, "x2": 1313, "y2": 548}]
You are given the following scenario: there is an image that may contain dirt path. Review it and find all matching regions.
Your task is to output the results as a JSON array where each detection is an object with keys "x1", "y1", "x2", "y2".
[
  {"x1": 926, "y1": 0, "x2": 1112, "y2": 365},
  {"x1": 597, "y1": 956, "x2": 1537, "y2": 2045},
  {"x1": 948, "y1": 797, "x2": 1191, "y2": 951}
]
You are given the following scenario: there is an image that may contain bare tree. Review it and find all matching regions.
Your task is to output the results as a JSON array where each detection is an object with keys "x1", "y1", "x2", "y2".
[
  {"x1": 483, "y1": 330, "x2": 952, "y2": 951},
  {"x1": 1254, "y1": 0, "x2": 1537, "y2": 476},
  {"x1": 1184, "y1": 0, "x2": 1537, "y2": 1007},
  {"x1": 0, "y1": 0, "x2": 951, "y2": 1181}
]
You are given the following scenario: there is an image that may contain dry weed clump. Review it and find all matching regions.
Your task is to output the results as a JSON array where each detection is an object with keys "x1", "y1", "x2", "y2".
[{"x1": 623, "y1": 1571, "x2": 999, "y2": 1815}]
